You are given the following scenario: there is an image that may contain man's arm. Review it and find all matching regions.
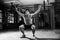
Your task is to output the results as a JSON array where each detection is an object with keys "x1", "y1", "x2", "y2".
[
  {"x1": 31, "y1": 5, "x2": 41, "y2": 15},
  {"x1": 16, "y1": 8, "x2": 24, "y2": 16}
]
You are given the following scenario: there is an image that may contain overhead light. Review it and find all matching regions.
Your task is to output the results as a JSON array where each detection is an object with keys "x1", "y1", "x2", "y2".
[{"x1": 4, "y1": 1, "x2": 16, "y2": 3}]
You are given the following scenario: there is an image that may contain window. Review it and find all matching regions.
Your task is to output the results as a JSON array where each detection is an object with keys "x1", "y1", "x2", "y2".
[
  {"x1": 7, "y1": 13, "x2": 14, "y2": 23},
  {"x1": 0, "y1": 10, "x2": 2, "y2": 23}
]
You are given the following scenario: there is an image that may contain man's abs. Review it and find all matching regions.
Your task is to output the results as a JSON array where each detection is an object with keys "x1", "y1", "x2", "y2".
[{"x1": 24, "y1": 18, "x2": 32, "y2": 25}]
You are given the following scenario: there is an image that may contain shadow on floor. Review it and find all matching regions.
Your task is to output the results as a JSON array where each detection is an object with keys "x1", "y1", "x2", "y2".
[
  {"x1": 0, "y1": 29, "x2": 18, "y2": 33},
  {"x1": 20, "y1": 36, "x2": 59, "y2": 40}
]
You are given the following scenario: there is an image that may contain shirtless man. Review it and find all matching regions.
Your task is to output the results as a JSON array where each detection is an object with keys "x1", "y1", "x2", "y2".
[{"x1": 16, "y1": 5, "x2": 41, "y2": 38}]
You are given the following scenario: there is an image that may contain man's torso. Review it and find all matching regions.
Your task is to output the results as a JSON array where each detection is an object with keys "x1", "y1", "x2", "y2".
[{"x1": 23, "y1": 14, "x2": 33, "y2": 25}]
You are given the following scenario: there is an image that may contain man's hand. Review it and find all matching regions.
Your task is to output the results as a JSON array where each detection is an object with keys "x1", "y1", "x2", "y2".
[
  {"x1": 16, "y1": 7, "x2": 24, "y2": 16},
  {"x1": 31, "y1": 5, "x2": 41, "y2": 16}
]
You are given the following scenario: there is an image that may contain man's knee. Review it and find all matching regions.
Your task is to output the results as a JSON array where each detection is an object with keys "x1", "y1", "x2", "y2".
[
  {"x1": 31, "y1": 25, "x2": 36, "y2": 30},
  {"x1": 19, "y1": 24, "x2": 24, "y2": 30}
]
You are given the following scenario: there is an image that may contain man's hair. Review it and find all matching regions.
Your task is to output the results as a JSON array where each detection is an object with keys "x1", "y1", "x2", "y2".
[
  {"x1": 20, "y1": 8, "x2": 30, "y2": 14},
  {"x1": 25, "y1": 9, "x2": 30, "y2": 13},
  {"x1": 26, "y1": 8, "x2": 29, "y2": 10}
]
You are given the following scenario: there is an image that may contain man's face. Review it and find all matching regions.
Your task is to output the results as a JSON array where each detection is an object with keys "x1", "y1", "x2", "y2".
[{"x1": 25, "y1": 10, "x2": 30, "y2": 14}]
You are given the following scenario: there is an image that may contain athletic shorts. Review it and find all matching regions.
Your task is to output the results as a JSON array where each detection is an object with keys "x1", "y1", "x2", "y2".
[{"x1": 24, "y1": 24, "x2": 32, "y2": 29}]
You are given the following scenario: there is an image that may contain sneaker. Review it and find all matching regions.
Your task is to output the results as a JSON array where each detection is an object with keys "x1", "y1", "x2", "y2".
[
  {"x1": 33, "y1": 34, "x2": 35, "y2": 37},
  {"x1": 20, "y1": 35, "x2": 26, "y2": 38}
]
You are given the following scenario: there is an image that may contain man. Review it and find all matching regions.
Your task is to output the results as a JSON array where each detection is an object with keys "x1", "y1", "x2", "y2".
[{"x1": 16, "y1": 5, "x2": 41, "y2": 38}]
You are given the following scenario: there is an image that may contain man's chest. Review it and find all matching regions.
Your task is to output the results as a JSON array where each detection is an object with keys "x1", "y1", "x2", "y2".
[{"x1": 24, "y1": 14, "x2": 32, "y2": 18}]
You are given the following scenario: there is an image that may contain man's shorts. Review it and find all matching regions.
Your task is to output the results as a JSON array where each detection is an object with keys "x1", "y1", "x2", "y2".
[
  {"x1": 24, "y1": 24, "x2": 32, "y2": 30},
  {"x1": 19, "y1": 23, "x2": 35, "y2": 30}
]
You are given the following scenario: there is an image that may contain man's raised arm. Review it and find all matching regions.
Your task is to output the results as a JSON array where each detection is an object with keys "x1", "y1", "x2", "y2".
[
  {"x1": 31, "y1": 5, "x2": 41, "y2": 15},
  {"x1": 16, "y1": 8, "x2": 24, "y2": 16}
]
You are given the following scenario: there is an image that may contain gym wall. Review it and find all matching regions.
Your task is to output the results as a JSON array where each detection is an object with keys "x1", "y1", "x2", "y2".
[{"x1": 54, "y1": 0, "x2": 60, "y2": 29}]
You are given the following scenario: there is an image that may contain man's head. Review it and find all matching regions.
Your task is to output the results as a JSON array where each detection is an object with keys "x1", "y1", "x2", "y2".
[{"x1": 25, "y1": 9, "x2": 30, "y2": 14}]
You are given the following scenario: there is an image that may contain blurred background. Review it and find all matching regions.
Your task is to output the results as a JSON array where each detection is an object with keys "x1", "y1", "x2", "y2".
[
  {"x1": 0, "y1": 0, "x2": 60, "y2": 40},
  {"x1": 0, "y1": 0, "x2": 60, "y2": 30}
]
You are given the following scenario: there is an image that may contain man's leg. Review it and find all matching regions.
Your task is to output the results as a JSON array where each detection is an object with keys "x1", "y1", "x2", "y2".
[
  {"x1": 19, "y1": 24, "x2": 26, "y2": 38},
  {"x1": 31, "y1": 25, "x2": 36, "y2": 37}
]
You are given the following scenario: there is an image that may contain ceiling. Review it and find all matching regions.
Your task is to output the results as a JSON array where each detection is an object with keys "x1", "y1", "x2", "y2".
[
  {"x1": 0, "y1": 0, "x2": 55, "y2": 10},
  {"x1": 0, "y1": 0, "x2": 55, "y2": 5}
]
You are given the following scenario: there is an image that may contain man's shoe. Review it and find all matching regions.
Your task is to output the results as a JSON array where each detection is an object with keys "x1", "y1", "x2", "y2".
[
  {"x1": 33, "y1": 34, "x2": 35, "y2": 37},
  {"x1": 20, "y1": 35, "x2": 26, "y2": 38}
]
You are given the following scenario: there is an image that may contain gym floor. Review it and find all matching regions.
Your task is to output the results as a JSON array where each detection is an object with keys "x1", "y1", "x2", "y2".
[{"x1": 0, "y1": 29, "x2": 60, "y2": 40}]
